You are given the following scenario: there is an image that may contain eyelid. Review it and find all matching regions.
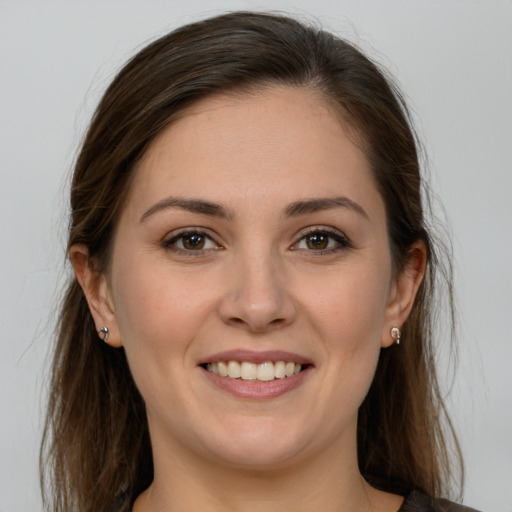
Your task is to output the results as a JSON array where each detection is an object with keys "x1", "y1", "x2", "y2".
[
  {"x1": 290, "y1": 226, "x2": 353, "y2": 252},
  {"x1": 162, "y1": 227, "x2": 223, "y2": 253}
]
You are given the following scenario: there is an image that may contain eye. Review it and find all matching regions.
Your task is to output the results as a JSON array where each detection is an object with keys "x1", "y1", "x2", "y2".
[
  {"x1": 292, "y1": 228, "x2": 352, "y2": 253},
  {"x1": 163, "y1": 230, "x2": 220, "y2": 252}
]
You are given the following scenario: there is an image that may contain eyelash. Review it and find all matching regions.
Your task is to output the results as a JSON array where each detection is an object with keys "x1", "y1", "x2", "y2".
[
  {"x1": 162, "y1": 227, "x2": 352, "y2": 255},
  {"x1": 291, "y1": 227, "x2": 353, "y2": 255},
  {"x1": 163, "y1": 229, "x2": 221, "y2": 254}
]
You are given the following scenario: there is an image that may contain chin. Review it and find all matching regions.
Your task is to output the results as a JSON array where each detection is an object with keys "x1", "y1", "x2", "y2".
[{"x1": 198, "y1": 418, "x2": 310, "y2": 470}]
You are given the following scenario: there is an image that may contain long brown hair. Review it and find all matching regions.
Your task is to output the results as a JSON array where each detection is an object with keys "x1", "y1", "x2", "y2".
[{"x1": 41, "y1": 11, "x2": 462, "y2": 512}]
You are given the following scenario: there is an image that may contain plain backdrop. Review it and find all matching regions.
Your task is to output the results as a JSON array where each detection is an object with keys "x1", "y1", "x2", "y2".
[{"x1": 1, "y1": 1, "x2": 511, "y2": 511}]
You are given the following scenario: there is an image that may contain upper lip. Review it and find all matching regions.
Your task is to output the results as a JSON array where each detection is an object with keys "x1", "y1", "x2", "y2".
[{"x1": 198, "y1": 349, "x2": 313, "y2": 366}]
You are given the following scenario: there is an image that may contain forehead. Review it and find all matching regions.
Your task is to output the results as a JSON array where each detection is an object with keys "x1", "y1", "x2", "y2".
[{"x1": 125, "y1": 87, "x2": 383, "y2": 220}]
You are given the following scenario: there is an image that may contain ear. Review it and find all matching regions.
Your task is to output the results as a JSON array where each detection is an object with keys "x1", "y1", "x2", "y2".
[
  {"x1": 69, "y1": 244, "x2": 123, "y2": 347},
  {"x1": 381, "y1": 240, "x2": 427, "y2": 348}
]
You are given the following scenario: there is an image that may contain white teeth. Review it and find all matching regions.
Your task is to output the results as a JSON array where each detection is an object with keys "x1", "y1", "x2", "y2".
[
  {"x1": 274, "y1": 361, "x2": 286, "y2": 379},
  {"x1": 257, "y1": 362, "x2": 275, "y2": 381},
  {"x1": 206, "y1": 360, "x2": 303, "y2": 381},
  {"x1": 227, "y1": 360, "x2": 241, "y2": 378},
  {"x1": 240, "y1": 362, "x2": 257, "y2": 380},
  {"x1": 218, "y1": 361, "x2": 228, "y2": 377}
]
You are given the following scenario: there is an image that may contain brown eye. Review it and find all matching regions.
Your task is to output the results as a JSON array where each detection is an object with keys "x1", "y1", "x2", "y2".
[
  {"x1": 164, "y1": 231, "x2": 220, "y2": 252},
  {"x1": 182, "y1": 233, "x2": 205, "y2": 250},
  {"x1": 292, "y1": 229, "x2": 352, "y2": 253},
  {"x1": 305, "y1": 233, "x2": 329, "y2": 250}
]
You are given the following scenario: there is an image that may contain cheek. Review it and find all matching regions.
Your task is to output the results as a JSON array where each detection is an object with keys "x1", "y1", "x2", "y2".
[
  {"x1": 113, "y1": 249, "x2": 205, "y2": 334},
  {"x1": 109, "y1": 255, "x2": 210, "y2": 388},
  {"x1": 300, "y1": 258, "x2": 390, "y2": 398},
  {"x1": 305, "y1": 261, "x2": 390, "y2": 347}
]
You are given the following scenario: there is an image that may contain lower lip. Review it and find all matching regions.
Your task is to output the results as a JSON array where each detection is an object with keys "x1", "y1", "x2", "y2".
[{"x1": 201, "y1": 366, "x2": 312, "y2": 399}]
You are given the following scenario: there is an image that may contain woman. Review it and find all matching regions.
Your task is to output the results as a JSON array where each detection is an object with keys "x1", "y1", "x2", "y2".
[{"x1": 41, "y1": 11, "x2": 478, "y2": 512}]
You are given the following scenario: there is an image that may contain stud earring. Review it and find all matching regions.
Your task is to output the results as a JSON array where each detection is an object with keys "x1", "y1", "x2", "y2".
[
  {"x1": 390, "y1": 326, "x2": 401, "y2": 345},
  {"x1": 98, "y1": 326, "x2": 109, "y2": 343}
]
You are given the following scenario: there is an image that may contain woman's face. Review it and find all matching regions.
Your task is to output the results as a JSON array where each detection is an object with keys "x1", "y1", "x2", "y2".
[{"x1": 97, "y1": 87, "x2": 419, "y2": 470}]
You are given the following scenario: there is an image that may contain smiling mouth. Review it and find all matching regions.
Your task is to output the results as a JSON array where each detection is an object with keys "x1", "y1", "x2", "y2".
[{"x1": 203, "y1": 361, "x2": 306, "y2": 382}]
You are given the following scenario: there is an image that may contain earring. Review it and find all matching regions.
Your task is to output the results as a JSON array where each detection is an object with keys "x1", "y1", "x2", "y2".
[
  {"x1": 98, "y1": 326, "x2": 109, "y2": 343},
  {"x1": 390, "y1": 326, "x2": 401, "y2": 345}
]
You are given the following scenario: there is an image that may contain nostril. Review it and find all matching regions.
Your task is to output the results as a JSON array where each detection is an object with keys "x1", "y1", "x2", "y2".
[{"x1": 218, "y1": 285, "x2": 296, "y2": 332}]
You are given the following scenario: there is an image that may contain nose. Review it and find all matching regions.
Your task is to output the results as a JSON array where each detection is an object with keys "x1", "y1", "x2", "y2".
[{"x1": 218, "y1": 249, "x2": 296, "y2": 333}]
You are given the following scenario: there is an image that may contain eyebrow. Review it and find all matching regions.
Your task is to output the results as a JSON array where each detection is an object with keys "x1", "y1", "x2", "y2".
[
  {"x1": 284, "y1": 197, "x2": 369, "y2": 219},
  {"x1": 140, "y1": 196, "x2": 232, "y2": 222},
  {"x1": 140, "y1": 195, "x2": 368, "y2": 223}
]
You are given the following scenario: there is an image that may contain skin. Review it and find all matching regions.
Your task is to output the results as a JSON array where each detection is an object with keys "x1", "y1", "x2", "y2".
[{"x1": 72, "y1": 87, "x2": 425, "y2": 512}]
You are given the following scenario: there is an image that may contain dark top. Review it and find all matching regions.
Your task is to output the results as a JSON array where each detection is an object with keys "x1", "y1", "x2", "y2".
[
  {"x1": 110, "y1": 489, "x2": 480, "y2": 511},
  {"x1": 399, "y1": 490, "x2": 480, "y2": 512}
]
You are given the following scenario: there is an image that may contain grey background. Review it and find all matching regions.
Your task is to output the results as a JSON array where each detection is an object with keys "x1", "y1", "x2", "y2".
[{"x1": 1, "y1": 1, "x2": 511, "y2": 510}]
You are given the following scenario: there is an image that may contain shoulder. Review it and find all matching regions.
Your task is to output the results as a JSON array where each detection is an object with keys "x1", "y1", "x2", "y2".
[{"x1": 399, "y1": 490, "x2": 481, "y2": 512}]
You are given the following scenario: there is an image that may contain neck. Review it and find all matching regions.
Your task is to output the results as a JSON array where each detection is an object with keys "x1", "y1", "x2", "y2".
[{"x1": 134, "y1": 430, "x2": 378, "y2": 512}]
